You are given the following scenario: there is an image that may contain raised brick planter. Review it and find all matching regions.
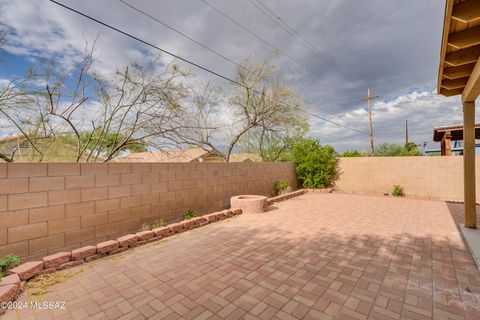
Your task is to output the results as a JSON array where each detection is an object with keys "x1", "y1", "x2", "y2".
[{"x1": 231, "y1": 195, "x2": 268, "y2": 214}]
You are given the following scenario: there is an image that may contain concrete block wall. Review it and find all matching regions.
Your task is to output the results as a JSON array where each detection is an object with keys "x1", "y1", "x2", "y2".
[
  {"x1": 0, "y1": 162, "x2": 297, "y2": 259},
  {"x1": 336, "y1": 156, "x2": 475, "y2": 200}
]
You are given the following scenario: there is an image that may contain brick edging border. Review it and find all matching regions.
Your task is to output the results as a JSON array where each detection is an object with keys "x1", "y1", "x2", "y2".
[
  {"x1": 0, "y1": 188, "x2": 310, "y2": 313},
  {"x1": 0, "y1": 207, "x2": 243, "y2": 314},
  {"x1": 266, "y1": 188, "x2": 330, "y2": 205}
]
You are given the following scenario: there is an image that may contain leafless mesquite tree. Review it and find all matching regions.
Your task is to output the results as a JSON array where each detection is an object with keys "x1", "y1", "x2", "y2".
[
  {"x1": 177, "y1": 56, "x2": 309, "y2": 161},
  {"x1": 0, "y1": 42, "x2": 191, "y2": 162}
]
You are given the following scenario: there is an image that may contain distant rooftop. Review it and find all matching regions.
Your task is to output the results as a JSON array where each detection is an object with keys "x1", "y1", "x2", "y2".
[{"x1": 433, "y1": 123, "x2": 480, "y2": 142}]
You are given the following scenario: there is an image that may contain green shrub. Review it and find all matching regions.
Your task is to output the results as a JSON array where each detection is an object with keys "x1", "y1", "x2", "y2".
[
  {"x1": 291, "y1": 138, "x2": 339, "y2": 188},
  {"x1": 183, "y1": 209, "x2": 198, "y2": 220},
  {"x1": 275, "y1": 179, "x2": 289, "y2": 195},
  {"x1": 0, "y1": 254, "x2": 22, "y2": 279},
  {"x1": 392, "y1": 185, "x2": 405, "y2": 197},
  {"x1": 152, "y1": 219, "x2": 165, "y2": 228},
  {"x1": 138, "y1": 223, "x2": 151, "y2": 231}
]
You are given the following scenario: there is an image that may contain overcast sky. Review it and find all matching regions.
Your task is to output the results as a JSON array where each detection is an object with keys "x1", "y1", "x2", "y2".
[{"x1": 0, "y1": 0, "x2": 471, "y2": 152}]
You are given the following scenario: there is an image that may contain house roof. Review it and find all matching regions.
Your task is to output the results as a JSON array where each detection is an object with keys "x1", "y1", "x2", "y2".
[
  {"x1": 433, "y1": 123, "x2": 480, "y2": 141},
  {"x1": 437, "y1": 0, "x2": 480, "y2": 101},
  {"x1": 113, "y1": 148, "x2": 216, "y2": 163},
  {"x1": 228, "y1": 153, "x2": 263, "y2": 162}
]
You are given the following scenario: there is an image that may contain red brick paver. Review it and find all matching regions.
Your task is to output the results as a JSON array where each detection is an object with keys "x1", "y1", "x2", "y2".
[{"x1": 3, "y1": 193, "x2": 480, "y2": 319}]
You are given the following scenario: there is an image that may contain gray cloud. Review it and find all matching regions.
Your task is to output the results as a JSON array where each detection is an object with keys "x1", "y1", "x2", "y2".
[{"x1": 0, "y1": 0, "x2": 471, "y2": 152}]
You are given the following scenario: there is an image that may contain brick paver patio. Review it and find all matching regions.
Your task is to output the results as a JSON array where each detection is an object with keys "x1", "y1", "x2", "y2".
[{"x1": 3, "y1": 193, "x2": 480, "y2": 320}]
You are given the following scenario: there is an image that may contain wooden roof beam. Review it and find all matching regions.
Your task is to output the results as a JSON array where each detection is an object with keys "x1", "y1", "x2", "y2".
[
  {"x1": 445, "y1": 45, "x2": 480, "y2": 66},
  {"x1": 443, "y1": 63, "x2": 476, "y2": 79},
  {"x1": 440, "y1": 87, "x2": 465, "y2": 96},
  {"x1": 448, "y1": 25, "x2": 480, "y2": 49},
  {"x1": 463, "y1": 57, "x2": 480, "y2": 102},
  {"x1": 442, "y1": 77, "x2": 469, "y2": 90},
  {"x1": 451, "y1": 0, "x2": 480, "y2": 23}
]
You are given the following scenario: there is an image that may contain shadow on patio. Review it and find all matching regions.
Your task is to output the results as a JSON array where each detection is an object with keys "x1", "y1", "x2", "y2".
[{"x1": 3, "y1": 193, "x2": 480, "y2": 320}]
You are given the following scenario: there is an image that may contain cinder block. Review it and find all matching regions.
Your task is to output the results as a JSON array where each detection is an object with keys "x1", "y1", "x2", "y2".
[
  {"x1": 131, "y1": 184, "x2": 151, "y2": 196},
  {"x1": 29, "y1": 233, "x2": 65, "y2": 255},
  {"x1": 48, "y1": 189, "x2": 81, "y2": 206},
  {"x1": 108, "y1": 163, "x2": 131, "y2": 174},
  {"x1": 65, "y1": 227, "x2": 95, "y2": 246},
  {"x1": 8, "y1": 223, "x2": 47, "y2": 243},
  {"x1": 95, "y1": 222, "x2": 120, "y2": 237},
  {"x1": 0, "y1": 241, "x2": 28, "y2": 258},
  {"x1": 81, "y1": 213, "x2": 108, "y2": 228},
  {"x1": 131, "y1": 163, "x2": 151, "y2": 173},
  {"x1": 95, "y1": 198, "x2": 120, "y2": 212},
  {"x1": 8, "y1": 192, "x2": 47, "y2": 210},
  {"x1": 8, "y1": 164, "x2": 47, "y2": 178},
  {"x1": 0, "y1": 178, "x2": 28, "y2": 195},
  {"x1": 29, "y1": 205, "x2": 65, "y2": 223},
  {"x1": 108, "y1": 208, "x2": 131, "y2": 222},
  {"x1": 95, "y1": 174, "x2": 120, "y2": 187},
  {"x1": 121, "y1": 173, "x2": 142, "y2": 185},
  {"x1": 80, "y1": 163, "x2": 108, "y2": 175},
  {"x1": 29, "y1": 177, "x2": 64, "y2": 192},
  {"x1": 66, "y1": 175, "x2": 95, "y2": 189},
  {"x1": 108, "y1": 185, "x2": 131, "y2": 199},
  {"x1": 48, "y1": 163, "x2": 80, "y2": 176},
  {"x1": 81, "y1": 187, "x2": 108, "y2": 202},
  {"x1": 48, "y1": 217, "x2": 80, "y2": 234},
  {"x1": 119, "y1": 217, "x2": 141, "y2": 233},
  {"x1": 120, "y1": 196, "x2": 142, "y2": 208},
  {"x1": 1, "y1": 209, "x2": 29, "y2": 227},
  {"x1": 65, "y1": 201, "x2": 95, "y2": 217}
]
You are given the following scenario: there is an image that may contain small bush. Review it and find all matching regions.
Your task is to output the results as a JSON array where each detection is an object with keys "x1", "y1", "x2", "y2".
[
  {"x1": 392, "y1": 185, "x2": 405, "y2": 197},
  {"x1": 0, "y1": 254, "x2": 22, "y2": 279},
  {"x1": 275, "y1": 179, "x2": 289, "y2": 195},
  {"x1": 183, "y1": 209, "x2": 198, "y2": 220},
  {"x1": 138, "y1": 223, "x2": 151, "y2": 231},
  {"x1": 152, "y1": 219, "x2": 165, "y2": 228},
  {"x1": 291, "y1": 138, "x2": 339, "y2": 188}
]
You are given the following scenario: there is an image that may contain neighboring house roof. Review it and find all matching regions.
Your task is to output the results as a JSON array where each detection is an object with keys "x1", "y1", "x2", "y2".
[
  {"x1": 113, "y1": 148, "x2": 220, "y2": 163},
  {"x1": 114, "y1": 149, "x2": 264, "y2": 163},
  {"x1": 433, "y1": 123, "x2": 480, "y2": 141},
  {"x1": 229, "y1": 153, "x2": 263, "y2": 162}
]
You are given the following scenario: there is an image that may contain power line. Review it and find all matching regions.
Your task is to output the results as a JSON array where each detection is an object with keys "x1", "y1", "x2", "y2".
[
  {"x1": 48, "y1": 0, "x2": 369, "y2": 136},
  {"x1": 247, "y1": 0, "x2": 345, "y2": 76},
  {"x1": 118, "y1": 0, "x2": 238, "y2": 68},
  {"x1": 118, "y1": 0, "x2": 365, "y2": 134},
  {"x1": 199, "y1": 0, "x2": 305, "y2": 70}
]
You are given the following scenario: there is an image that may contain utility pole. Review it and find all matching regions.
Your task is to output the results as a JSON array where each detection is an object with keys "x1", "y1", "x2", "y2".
[
  {"x1": 361, "y1": 88, "x2": 379, "y2": 156},
  {"x1": 405, "y1": 120, "x2": 409, "y2": 145}
]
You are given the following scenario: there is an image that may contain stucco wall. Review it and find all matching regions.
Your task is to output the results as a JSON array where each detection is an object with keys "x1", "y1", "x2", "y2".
[
  {"x1": 0, "y1": 162, "x2": 297, "y2": 259},
  {"x1": 336, "y1": 156, "x2": 473, "y2": 200}
]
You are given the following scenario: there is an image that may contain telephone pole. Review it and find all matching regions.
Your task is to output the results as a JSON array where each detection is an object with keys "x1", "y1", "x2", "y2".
[
  {"x1": 361, "y1": 88, "x2": 379, "y2": 156},
  {"x1": 405, "y1": 120, "x2": 409, "y2": 145}
]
